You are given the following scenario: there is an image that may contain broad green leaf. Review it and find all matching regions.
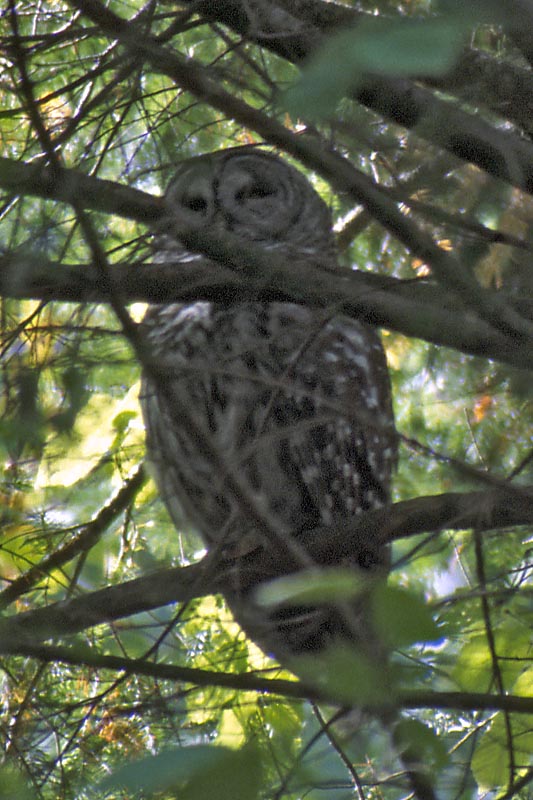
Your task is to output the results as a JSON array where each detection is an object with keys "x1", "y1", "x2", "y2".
[
  {"x1": 283, "y1": 15, "x2": 470, "y2": 118},
  {"x1": 394, "y1": 718, "x2": 448, "y2": 771},
  {"x1": 349, "y1": 16, "x2": 469, "y2": 76},
  {"x1": 293, "y1": 643, "x2": 393, "y2": 706},
  {"x1": 255, "y1": 567, "x2": 372, "y2": 608},
  {"x1": 472, "y1": 713, "x2": 533, "y2": 792},
  {"x1": 452, "y1": 629, "x2": 533, "y2": 692},
  {"x1": 513, "y1": 668, "x2": 533, "y2": 696},
  {"x1": 451, "y1": 636, "x2": 494, "y2": 692},
  {"x1": 260, "y1": 700, "x2": 304, "y2": 754},
  {"x1": 98, "y1": 744, "x2": 262, "y2": 800},
  {"x1": 372, "y1": 585, "x2": 440, "y2": 648}
]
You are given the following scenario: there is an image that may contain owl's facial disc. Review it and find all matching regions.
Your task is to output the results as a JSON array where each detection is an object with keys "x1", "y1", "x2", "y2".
[{"x1": 163, "y1": 151, "x2": 335, "y2": 258}]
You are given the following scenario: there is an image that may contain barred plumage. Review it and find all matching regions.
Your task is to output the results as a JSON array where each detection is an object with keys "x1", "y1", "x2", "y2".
[{"x1": 140, "y1": 150, "x2": 396, "y2": 660}]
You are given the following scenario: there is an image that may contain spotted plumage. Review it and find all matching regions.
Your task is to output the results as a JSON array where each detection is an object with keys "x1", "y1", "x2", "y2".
[{"x1": 140, "y1": 150, "x2": 396, "y2": 660}]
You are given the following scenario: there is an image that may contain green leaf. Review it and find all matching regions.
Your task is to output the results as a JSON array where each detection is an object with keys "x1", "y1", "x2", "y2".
[
  {"x1": 98, "y1": 744, "x2": 263, "y2": 800},
  {"x1": 255, "y1": 567, "x2": 371, "y2": 608},
  {"x1": 293, "y1": 643, "x2": 393, "y2": 706},
  {"x1": 372, "y1": 585, "x2": 440, "y2": 648},
  {"x1": 283, "y1": 15, "x2": 470, "y2": 119},
  {"x1": 472, "y1": 712, "x2": 533, "y2": 792},
  {"x1": 394, "y1": 718, "x2": 448, "y2": 771},
  {"x1": 351, "y1": 16, "x2": 469, "y2": 75},
  {"x1": 452, "y1": 629, "x2": 532, "y2": 692},
  {"x1": 112, "y1": 409, "x2": 137, "y2": 435},
  {"x1": 0, "y1": 766, "x2": 35, "y2": 800}
]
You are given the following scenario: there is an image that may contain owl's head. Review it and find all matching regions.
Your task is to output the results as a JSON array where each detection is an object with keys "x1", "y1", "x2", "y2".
[{"x1": 162, "y1": 149, "x2": 336, "y2": 260}]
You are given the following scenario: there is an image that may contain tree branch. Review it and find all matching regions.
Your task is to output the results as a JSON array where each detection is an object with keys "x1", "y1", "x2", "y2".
[
  {"x1": 0, "y1": 466, "x2": 147, "y2": 611},
  {"x1": 0, "y1": 155, "x2": 163, "y2": 221},
  {"x1": 0, "y1": 561, "x2": 212, "y2": 646},
  {"x1": 1, "y1": 485, "x2": 532, "y2": 647},
  {"x1": 2, "y1": 244, "x2": 533, "y2": 371},
  {"x1": 6, "y1": 640, "x2": 533, "y2": 718}
]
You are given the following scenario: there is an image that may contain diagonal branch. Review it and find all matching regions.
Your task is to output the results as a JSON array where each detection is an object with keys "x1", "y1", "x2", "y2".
[
  {"x1": 1, "y1": 485, "x2": 532, "y2": 648},
  {"x1": 0, "y1": 466, "x2": 147, "y2": 611}
]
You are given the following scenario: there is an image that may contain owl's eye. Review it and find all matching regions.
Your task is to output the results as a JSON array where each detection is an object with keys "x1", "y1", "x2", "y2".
[
  {"x1": 235, "y1": 181, "x2": 276, "y2": 202},
  {"x1": 182, "y1": 195, "x2": 209, "y2": 213}
]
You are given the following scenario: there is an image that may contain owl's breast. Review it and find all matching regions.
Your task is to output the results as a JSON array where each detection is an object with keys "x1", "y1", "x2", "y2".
[{"x1": 140, "y1": 301, "x2": 395, "y2": 554}]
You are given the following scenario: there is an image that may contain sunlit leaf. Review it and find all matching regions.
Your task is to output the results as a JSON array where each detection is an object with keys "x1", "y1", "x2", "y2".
[
  {"x1": 255, "y1": 567, "x2": 371, "y2": 608},
  {"x1": 452, "y1": 629, "x2": 533, "y2": 692},
  {"x1": 472, "y1": 712, "x2": 533, "y2": 792}
]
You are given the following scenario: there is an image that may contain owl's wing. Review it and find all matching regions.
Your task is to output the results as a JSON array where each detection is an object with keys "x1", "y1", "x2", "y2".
[{"x1": 284, "y1": 315, "x2": 395, "y2": 512}]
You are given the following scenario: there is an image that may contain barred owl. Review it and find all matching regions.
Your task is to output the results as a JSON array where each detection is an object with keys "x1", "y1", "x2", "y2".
[{"x1": 140, "y1": 149, "x2": 396, "y2": 662}]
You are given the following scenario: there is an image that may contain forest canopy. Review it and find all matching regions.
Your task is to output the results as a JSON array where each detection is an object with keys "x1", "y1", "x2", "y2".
[{"x1": 2, "y1": 1, "x2": 533, "y2": 798}]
